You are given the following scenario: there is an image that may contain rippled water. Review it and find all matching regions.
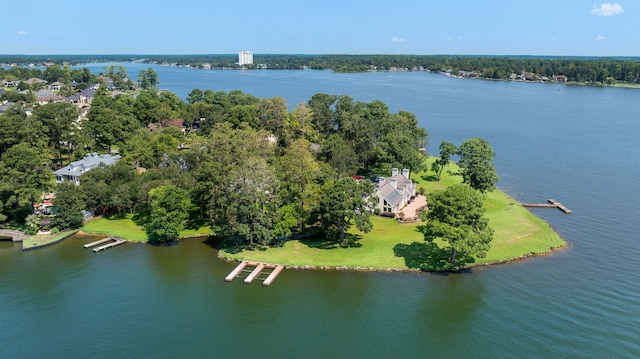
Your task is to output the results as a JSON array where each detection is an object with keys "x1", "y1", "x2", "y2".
[{"x1": 2, "y1": 66, "x2": 639, "y2": 358}]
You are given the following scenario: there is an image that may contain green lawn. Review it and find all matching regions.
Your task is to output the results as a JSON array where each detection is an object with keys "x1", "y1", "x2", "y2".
[
  {"x1": 222, "y1": 157, "x2": 566, "y2": 271},
  {"x1": 22, "y1": 229, "x2": 80, "y2": 250},
  {"x1": 81, "y1": 214, "x2": 214, "y2": 242}
]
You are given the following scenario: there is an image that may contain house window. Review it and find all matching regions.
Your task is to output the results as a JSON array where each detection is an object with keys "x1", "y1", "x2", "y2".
[{"x1": 383, "y1": 200, "x2": 392, "y2": 213}]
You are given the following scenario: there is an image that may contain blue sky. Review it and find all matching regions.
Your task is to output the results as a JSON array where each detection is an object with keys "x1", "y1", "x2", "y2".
[{"x1": 2, "y1": 1, "x2": 637, "y2": 56}]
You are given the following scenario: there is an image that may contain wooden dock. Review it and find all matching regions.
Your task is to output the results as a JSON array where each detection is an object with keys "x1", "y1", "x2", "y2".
[
  {"x1": 225, "y1": 261, "x2": 285, "y2": 286},
  {"x1": 84, "y1": 237, "x2": 113, "y2": 248},
  {"x1": 84, "y1": 236, "x2": 127, "y2": 252},
  {"x1": 522, "y1": 199, "x2": 572, "y2": 214}
]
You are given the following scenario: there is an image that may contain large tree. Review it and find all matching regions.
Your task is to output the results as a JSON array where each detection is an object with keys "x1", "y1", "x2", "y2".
[
  {"x1": 0, "y1": 143, "x2": 54, "y2": 216},
  {"x1": 431, "y1": 141, "x2": 457, "y2": 181},
  {"x1": 457, "y1": 138, "x2": 499, "y2": 193},
  {"x1": 137, "y1": 68, "x2": 159, "y2": 90},
  {"x1": 421, "y1": 184, "x2": 493, "y2": 265},
  {"x1": 313, "y1": 177, "x2": 375, "y2": 243},
  {"x1": 145, "y1": 185, "x2": 193, "y2": 243},
  {"x1": 85, "y1": 86, "x2": 140, "y2": 152},
  {"x1": 33, "y1": 101, "x2": 77, "y2": 167},
  {"x1": 51, "y1": 182, "x2": 85, "y2": 230},
  {"x1": 224, "y1": 157, "x2": 278, "y2": 246}
]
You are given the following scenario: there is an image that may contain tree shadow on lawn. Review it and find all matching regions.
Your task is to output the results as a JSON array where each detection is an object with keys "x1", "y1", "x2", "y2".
[
  {"x1": 420, "y1": 174, "x2": 439, "y2": 182},
  {"x1": 393, "y1": 241, "x2": 475, "y2": 272},
  {"x1": 300, "y1": 233, "x2": 363, "y2": 250}
]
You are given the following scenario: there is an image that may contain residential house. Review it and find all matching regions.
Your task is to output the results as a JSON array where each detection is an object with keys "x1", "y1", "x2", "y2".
[
  {"x1": 65, "y1": 87, "x2": 96, "y2": 105},
  {"x1": 0, "y1": 101, "x2": 16, "y2": 114},
  {"x1": 97, "y1": 76, "x2": 115, "y2": 89},
  {"x1": 552, "y1": 75, "x2": 568, "y2": 83},
  {"x1": 1, "y1": 79, "x2": 19, "y2": 87},
  {"x1": 374, "y1": 168, "x2": 416, "y2": 215},
  {"x1": 48, "y1": 81, "x2": 64, "y2": 91},
  {"x1": 24, "y1": 78, "x2": 47, "y2": 87},
  {"x1": 53, "y1": 153, "x2": 121, "y2": 185},
  {"x1": 37, "y1": 94, "x2": 64, "y2": 105}
]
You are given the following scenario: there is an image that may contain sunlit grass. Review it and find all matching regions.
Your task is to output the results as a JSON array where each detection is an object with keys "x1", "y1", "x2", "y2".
[{"x1": 81, "y1": 214, "x2": 214, "y2": 242}]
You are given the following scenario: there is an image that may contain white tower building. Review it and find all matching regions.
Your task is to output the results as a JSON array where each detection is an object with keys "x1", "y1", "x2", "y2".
[{"x1": 238, "y1": 51, "x2": 253, "y2": 66}]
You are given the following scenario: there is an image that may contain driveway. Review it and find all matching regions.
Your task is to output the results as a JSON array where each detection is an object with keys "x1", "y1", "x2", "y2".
[{"x1": 399, "y1": 195, "x2": 427, "y2": 219}]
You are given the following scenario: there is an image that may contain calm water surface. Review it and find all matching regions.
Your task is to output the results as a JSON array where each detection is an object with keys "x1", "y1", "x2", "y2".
[{"x1": 2, "y1": 65, "x2": 639, "y2": 358}]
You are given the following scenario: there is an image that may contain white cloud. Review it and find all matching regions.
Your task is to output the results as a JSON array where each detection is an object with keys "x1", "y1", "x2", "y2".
[
  {"x1": 17, "y1": 30, "x2": 27, "y2": 35},
  {"x1": 391, "y1": 36, "x2": 405, "y2": 42},
  {"x1": 447, "y1": 36, "x2": 463, "y2": 41},
  {"x1": 591, "y1": 3, "x2": 624, "y2": 16},
  {"x1": 594, "y1": 34, "x2": 605, "y2": 40}
]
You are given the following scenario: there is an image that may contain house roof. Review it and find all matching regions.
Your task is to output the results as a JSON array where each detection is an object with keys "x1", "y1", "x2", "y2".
[
  {"x1": 379, "y1": 183, "x2": 404, "y2": 207},
  {"x1": 376, "y1": 169, "x2": 416, "y2": 208},
  {"x1": 0, "y1": 102, "x2": 16, "y2": 113},
  {"x1": 36, "y1": 89, "x2": 56, "y2": 97},
  {"x1": 53, "y1": 153, "x2": 121, "y2": 178},
  {"x1": 25, "y1": 78, "x2": 47, "y2": 85},
  {"x1": 38, "y1": 95, "x2": 64, "y2": 102}
]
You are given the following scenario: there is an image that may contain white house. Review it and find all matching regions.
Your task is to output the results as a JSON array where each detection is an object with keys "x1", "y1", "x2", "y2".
[
  {"x1": 54, "y1": 153, "x2": 121, "y2": 185},
  {"x1": 374, "y1": 168, "x2": 416, "y2": 215}
]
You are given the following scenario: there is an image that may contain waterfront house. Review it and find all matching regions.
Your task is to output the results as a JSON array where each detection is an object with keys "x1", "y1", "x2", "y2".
[
  {"x1": 374, "y1": 168, "x2": 416, "y2": 215},
  {"x1": 53, "y1": 153, "x2": 121, "y2": 185},
  {"x1": 552, "y1": 75, "x2": 568, "y2": 83}
]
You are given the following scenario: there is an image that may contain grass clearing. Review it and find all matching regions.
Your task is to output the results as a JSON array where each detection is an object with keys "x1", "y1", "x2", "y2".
[{"x1": 81, "y1": 214, "x2": 214, "y2": 242}]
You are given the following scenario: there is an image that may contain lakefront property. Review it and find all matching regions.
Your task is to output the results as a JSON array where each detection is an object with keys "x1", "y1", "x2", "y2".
[{"x1": 1, "y1": 60, "x2": 567, "y2": 272}]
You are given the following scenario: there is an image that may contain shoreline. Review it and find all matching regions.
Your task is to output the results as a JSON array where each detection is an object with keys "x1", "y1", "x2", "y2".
[{"x1": 217, "y1": 239, "x2": 569, "y2": 273}]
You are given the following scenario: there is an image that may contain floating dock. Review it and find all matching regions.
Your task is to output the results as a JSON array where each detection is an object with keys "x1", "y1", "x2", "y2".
[
  {"x1": 225, "y1": 261, "x2": 285, "y2": 286},
  {"x1": 84, "y1": 236, "x2": 127, "y2": 252},
  {"x1": 522, "y1": 199, "x2": 572, "y2": 214}
]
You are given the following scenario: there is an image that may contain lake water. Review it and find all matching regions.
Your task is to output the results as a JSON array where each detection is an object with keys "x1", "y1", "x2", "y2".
[{"x1": 2, "y1": 64, "x2": 639, "y2": 358}]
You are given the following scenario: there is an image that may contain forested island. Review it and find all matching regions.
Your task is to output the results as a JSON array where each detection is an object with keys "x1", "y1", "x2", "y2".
[
  {"x1": 0, "y1": 64, "x2": 564, "y2": 271},
  {"x1": 2, "y1": 54, "x2": 640, "y2": 86}
]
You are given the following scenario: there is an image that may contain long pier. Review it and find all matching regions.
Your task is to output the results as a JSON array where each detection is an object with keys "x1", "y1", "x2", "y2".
[
  {"x1": 83, "y1": 236, "x2": 127, "y2": 252},
  {"x1": 225, "y1": 261, "x2": 285, "y2": 286},
  {"x1": 522, "y1": 199, "x2": 572, "y2": 214}
]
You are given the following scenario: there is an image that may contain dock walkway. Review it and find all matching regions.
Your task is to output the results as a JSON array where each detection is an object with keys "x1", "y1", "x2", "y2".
[
  {"x1": 225, "y1": 261, "x2": 285, "y2": 287},
  {"x1": 84, "y1": 236, "x2": 127, "y2": 252},
  {"x1": 522, "y1": 199, "x2": 572, "y2": 214}
]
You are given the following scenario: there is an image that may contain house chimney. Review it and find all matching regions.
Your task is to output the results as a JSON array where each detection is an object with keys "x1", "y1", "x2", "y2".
[
  {"x1": 402, "y1": 169, "x2": 409, "y2": 178},
  {"x1": 392, "y1": 168, "x2": 399, "y2": 177},
  {"x1": 378, "y1": 177, "x2": 385, "y2": 187},
  {"x1": 390, "y1": 178, "x2": 397, "y2": 189}
]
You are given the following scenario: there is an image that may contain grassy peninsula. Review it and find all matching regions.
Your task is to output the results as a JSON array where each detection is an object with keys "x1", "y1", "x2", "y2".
[
  {"x1": 221, "y1": 158, "x2": 566, "y2": 271},
  {"x1": 66, "y1": 157, "x2": 565, "y2": 271}
]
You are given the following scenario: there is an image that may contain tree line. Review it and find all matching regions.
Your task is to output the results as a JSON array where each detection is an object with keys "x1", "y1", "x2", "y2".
[
  {"x1": 3, "y1": 55, "x2": 640, "y2": 84},
  {"x1": 0, "y1": 79, "x2": 428, "y2": 245}
]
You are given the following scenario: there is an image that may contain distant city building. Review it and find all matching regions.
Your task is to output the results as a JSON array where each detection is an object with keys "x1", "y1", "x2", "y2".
[{"x1": 238, "y1": 50, "x2": 253, "y2": 66}]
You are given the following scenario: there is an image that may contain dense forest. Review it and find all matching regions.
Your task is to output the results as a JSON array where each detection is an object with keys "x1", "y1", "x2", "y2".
[
  {"x1": 0, "y1": 68, "x2": 428, "y2": 245},
  {"x1": 2, "y1": 54, "x2": 640, "y2": 84}
]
